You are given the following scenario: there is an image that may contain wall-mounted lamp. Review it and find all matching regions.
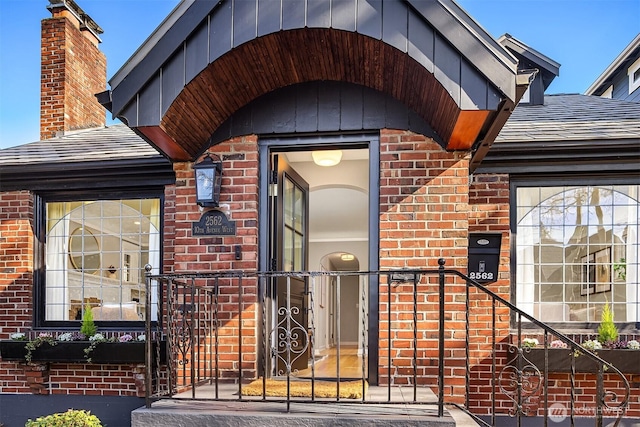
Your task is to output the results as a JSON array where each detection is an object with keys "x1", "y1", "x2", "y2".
[
  {"x1": 194, "y1": 154, "x2": 223, "y2": 207},
  {"x1": 312, "y1": 150, "x2": 342, "y2": 167}
]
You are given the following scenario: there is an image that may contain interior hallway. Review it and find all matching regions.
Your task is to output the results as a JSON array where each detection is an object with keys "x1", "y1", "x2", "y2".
[{"x1": 297, "y1": 345, "x2": 367, "y2": 379}]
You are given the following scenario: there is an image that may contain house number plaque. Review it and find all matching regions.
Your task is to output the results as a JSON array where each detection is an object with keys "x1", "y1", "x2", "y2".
[{"x1": 192, "y1": 210, "x2": 236, "y2": 236}]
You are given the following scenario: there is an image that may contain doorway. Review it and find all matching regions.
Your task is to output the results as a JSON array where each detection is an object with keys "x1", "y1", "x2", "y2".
[{"x1": 258, "y1": 135, "x2": 379, "y2": 382}]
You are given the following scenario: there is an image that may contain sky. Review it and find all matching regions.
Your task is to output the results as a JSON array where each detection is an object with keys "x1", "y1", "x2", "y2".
[{"x1": 0, "y1": 0, "x2": 638, "y2": 150}]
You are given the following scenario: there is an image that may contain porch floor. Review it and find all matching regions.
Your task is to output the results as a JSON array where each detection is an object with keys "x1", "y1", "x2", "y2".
[{"x1": 131, "y1": 383, "x2": 478, "y2": 426}]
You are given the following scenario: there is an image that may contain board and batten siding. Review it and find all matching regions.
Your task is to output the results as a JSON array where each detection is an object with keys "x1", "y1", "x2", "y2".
[{"x1": 114, "y1": 0, "x2": 504, "y2": 129}]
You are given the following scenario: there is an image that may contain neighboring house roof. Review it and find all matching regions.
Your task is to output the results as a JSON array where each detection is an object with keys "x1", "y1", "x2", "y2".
[
  {"x1": 498, "y1": 33, "x2": 560, "y2": 91},
  {"x1": 477, "y1": 94, "x2": 640, "y2": 174},
  {"x1": 0, "y1": 125, "x2": 174, "y2": 191},
  {"x1": 586, "y1": 33, "x2": 640, "y2": 96}
]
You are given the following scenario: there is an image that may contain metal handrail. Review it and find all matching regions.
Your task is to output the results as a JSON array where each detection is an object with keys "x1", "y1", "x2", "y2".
[{"x1": 143, "y1": 261, "x2": 631, "y2": 426}]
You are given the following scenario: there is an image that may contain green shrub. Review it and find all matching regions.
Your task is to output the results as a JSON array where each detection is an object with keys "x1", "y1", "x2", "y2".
[
  {"x1": 80, "y1": 303, "x2": 97, "y2": 337},
  {"x1": 598, "y1": 303, "x2": 618, "y2": 344},
  {"x1": 25, "y1": 409, "x2": 102, "y2": 427}
]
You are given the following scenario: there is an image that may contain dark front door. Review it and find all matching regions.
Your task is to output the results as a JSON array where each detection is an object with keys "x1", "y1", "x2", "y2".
[{"x1": 270, "y1": 154, "x2": 309, "y2": 375}]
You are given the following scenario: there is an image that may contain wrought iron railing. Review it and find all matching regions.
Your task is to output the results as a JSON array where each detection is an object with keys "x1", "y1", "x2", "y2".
[{"x1": 143, "y1": 260, "x2": 630, "y2": 425}]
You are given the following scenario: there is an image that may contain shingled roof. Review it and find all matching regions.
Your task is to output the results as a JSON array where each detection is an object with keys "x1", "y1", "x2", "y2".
[
  {"x1": 497, "y1": 94, "x2": 640, "y2": 142},
  {"x1": 1, "y1": 95, "x2": 638, "y2": 183},
  {"x1": 477, "y1": 94, "x2": 640, "y2": 173},
  {"x1": 0, "y1": 125, "x2": 173, "y2": 191},
  {"x1": 0, "y1": 125, "x2": 161, "y2": 166}
]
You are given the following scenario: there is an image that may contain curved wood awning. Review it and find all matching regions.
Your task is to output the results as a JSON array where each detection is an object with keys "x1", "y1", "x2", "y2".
[{"x1": 101, "y1": 0, "x2": 521, "y2": 162}]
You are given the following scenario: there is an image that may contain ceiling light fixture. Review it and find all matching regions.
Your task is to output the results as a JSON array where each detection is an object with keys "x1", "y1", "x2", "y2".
[
  {"x1": 341, "y1": 253, "x2": 355, "y2": 261},
  {"x1": 312, "y1": 150, "x2": 342, "y2": 167}
]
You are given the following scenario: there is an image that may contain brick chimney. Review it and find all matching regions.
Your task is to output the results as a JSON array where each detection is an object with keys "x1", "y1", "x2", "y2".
[{"x1": 40, "y1": 0, "x2": 106, "y2": 140}]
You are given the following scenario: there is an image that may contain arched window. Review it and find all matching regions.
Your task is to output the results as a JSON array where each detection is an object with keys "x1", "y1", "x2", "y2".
[
  {"x1": 516, "y1": 184, "x2": 639, "y2": 324},
  {"x1": 43, "y1": 197, "x2": 161, "y2": 324}
]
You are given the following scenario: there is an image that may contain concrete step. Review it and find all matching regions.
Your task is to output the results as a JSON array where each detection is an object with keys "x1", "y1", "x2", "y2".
[{"x1": 131, "y1": 399, "x2": 459, "y2": 427}]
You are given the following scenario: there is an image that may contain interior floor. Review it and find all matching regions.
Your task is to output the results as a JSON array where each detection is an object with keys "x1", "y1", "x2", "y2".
[{"x1": 296, "y1": 345, "x2": 367, "y2": 379}]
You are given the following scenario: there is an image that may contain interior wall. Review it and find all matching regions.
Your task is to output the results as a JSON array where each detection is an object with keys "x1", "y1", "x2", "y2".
[
  {"x1": 339, "y1": 275, "x2": 360, "y2": 344},
  {"x1": 310, "y1": 241, "x2": 367, "y2": 352}
]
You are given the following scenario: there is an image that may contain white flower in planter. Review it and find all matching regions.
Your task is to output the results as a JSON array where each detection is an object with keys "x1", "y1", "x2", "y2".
[
  {"x1": 10, "y1": 332, "x2": 26, "y2": 341},
  {"x1": 58, "y1": 332, "x2": 74, "y2": 342},
  {"x1": 88, "y1": 333, "x2": 105, "y2": 342},
  {"x1": 522, "y1": 338, "x2": 539, "y2": 348},
  {"x1": 582, "y1": 339, "x2": 602, "y2": 351},
  {"x1": 627, "y1": 340, "x2": 639, "y2": 350},
  {"x1": 137, "y1": 334, "x2": 146, "y2": 342}
]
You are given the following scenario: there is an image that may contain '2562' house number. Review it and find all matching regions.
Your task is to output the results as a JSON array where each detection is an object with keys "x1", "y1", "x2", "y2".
[
  {"x1": 468, "y1": 260, "x2": 494, "y2": 281},
  {"x1": 192, "y1": 210, "x2": 236, "y2": 236},
  {"x1": 469, "y1": 271, "x2": 494, "y2": 281}
]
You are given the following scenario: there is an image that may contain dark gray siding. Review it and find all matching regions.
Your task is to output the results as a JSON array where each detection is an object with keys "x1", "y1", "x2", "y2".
[
  {"x1": 610, "y1": 67, "x2": 640, "y2": 102},
  {"x1": 1, "y1": 394, "x2": 143, "y2": 427},
  {"x1": 113, "y1": 0, "x2": 507, "y2": 128},
  {"x1": 209, "y1": 81, "x2": 440, "y2": 147}
]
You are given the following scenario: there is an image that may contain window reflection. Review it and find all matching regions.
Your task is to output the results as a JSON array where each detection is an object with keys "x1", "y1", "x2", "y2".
[
  {"x1": 516, "y1": 185, "x2": 639, "y2": 323},
  {"x1": 46, "y1": 199, "x2": 160, "y2": 322}
]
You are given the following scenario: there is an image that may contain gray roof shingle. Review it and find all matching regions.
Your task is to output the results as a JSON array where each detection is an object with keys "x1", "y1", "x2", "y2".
[
  {"x1": 496, "y1": 94, "x2": 640, "y2": 143},
  {"x1": 0, "y1": 124, "x2": 163, "y2": 166},
  {"x1": 0, "y1": 124, "x2": 173, "y2": 191}
]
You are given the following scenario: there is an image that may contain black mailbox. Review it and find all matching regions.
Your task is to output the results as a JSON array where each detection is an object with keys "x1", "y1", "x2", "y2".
[{"x1": 468, "y1": 233, "x2": 502, "y2": 284}]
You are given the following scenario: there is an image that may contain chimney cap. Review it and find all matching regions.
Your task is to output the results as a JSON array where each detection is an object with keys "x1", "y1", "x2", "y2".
[{"x1": 47, "y1": 0, "x2": 103, "y2": 42}]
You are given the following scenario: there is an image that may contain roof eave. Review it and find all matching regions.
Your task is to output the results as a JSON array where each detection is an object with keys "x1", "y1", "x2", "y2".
[
  {"x1": 407, "y1": 0, "x2": 518, "y2": 101},
  {"x1": 108, "y1": 0, "x2": 196, "y2": 89},
  {"x1": 585, "y1": 33, "x2": 640, "y2": 95},
  {"x1": 469, "y1": 69, "x2": 537, "y2": 172}
]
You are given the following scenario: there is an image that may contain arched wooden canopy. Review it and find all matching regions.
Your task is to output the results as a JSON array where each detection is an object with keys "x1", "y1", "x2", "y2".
[{"x1": 100, "y1": 0, "x2": 524, "y2": 162}]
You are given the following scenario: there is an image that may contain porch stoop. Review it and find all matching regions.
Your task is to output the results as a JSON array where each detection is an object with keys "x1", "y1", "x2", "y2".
[
  {"x1": 131, "y1": 400, "x2": 463, "y2": 427},
  {"x1": 131, "y1": 383, "x2": 481, "y2": 427}
]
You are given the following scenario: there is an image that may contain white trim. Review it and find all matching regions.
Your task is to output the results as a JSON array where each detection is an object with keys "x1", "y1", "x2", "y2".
[
  {"x1": 628, "y1": 56, "x2": 640, "y2": 94},
  {"x1": 520, "y1": 86, "x2": 531, "y2": 104},
  {"x1": 601, "y1": 85, "x2": 613, "y2": 99},
  {"x1": 586, "y1": 34, "x2": 640, "y2": 95}
]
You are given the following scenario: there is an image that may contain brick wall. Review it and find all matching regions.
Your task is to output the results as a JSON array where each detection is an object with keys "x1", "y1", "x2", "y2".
[
  {"x1": 171, "y1": 135, "x2": 260, "y2": 381},
  {"x1": 466, "y1": 173, "x2": 513, "y2": 412},
  {"x1": 466, "y1": 173, "x2": 640, "y2": 419},
  {"x1": 540, "y1": 372, "x2": 639, "y2": 419},
  {"x1": 0, "y1": 189, "x2": 167, "y2": 397},
  {"x1": 378, "y1": 129, "x2": 470, "y2": 403},
  {"x1": 0, "y1": 191, "x2": 34, "y2": 339},
  {"x1": 40, "y1": 9, "x2": 106, "y2": 140},
  {"x1": 1, "y1": 361, "x2": 146, "y2": 397}
]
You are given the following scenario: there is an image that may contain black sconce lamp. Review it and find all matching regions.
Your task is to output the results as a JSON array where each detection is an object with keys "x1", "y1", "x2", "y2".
[{"x1": 194, "y1": 154, "x2": 223, "y2": 207}]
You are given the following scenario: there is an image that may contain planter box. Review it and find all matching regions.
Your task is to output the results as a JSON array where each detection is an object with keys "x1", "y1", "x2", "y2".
[
  {"x1": 523, "y1": 348, "x2": 640, "y2": 374},
  {"x1": 0, "y1": 340, "x2": 166, "y2": 365}
]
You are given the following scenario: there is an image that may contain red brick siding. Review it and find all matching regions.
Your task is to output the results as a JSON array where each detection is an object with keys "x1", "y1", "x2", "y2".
[
  {"x1": 466, "y1": 173, "x2": 513, "y2": 412},
  {"x1": 1, "y1": 362, "x2": 146, "y2": 397},
  {"x1": 378, "y1": 129, "x2": 470, "y2": 403},
  {"x1": 172, "y1": 135, "x2": 260, "y2": 380},
  {"x1": 0, "y1": 191, "x2": 34, "y2": 339},
  {"x1": 536, "y1": 372, "x2": 638, "y2": 419},
  {"x1": 40, "y1": 13, "x2": 106, "y2": 140},
  {"x1": 0, "y1": 189, "x2": 166, "y2": 396}
]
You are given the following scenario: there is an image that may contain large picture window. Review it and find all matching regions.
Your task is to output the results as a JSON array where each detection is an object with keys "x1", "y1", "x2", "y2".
[
  {"x1": 44, "y1": 197, "x2": 161, "y2": 323},
  {"x1": 515, "y1": 184, "x2": 639, "y2": 324}
]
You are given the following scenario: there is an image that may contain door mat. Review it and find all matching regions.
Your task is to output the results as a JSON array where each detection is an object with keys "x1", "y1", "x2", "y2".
[{"x1": 242, "y1": 378, "x2": 368, "y2": 399}]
